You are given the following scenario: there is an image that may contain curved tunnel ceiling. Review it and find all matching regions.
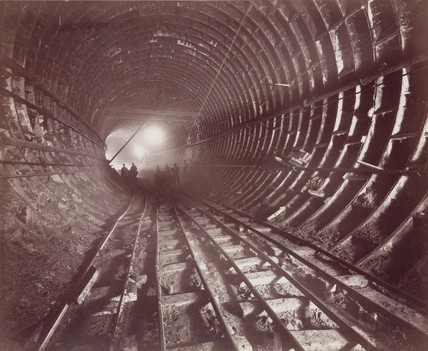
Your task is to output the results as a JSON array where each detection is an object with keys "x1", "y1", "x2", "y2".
[
  {"x1": 1, "y1": 0, "x2": 428, "y2": 301},
  {"x1": 3, "y1": 0, "x2": 425, "y2": 141}
]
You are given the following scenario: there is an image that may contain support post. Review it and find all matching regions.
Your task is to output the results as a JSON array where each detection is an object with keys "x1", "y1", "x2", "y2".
[{"x1": 108, "y1": 123, "x2": 145, "y2": 164}]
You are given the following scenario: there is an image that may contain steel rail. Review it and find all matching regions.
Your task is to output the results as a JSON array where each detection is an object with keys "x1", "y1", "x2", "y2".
[
  {"x1": 1, "y1": 170, "x2": 83, "y2": 179},
  {"x1": 144, "y1": 57, "x2": 428, "y2": 159},
  {"x1": 110, "y1": 196, "x2": 148, "y2": 350},
  {"x1": 187, "y1": 162, "x2": 425, "y2": 176},
  {"x1": 98, "y1": 197, "x2": 135, "y2": 252},
  {"x1": 146, "y1": 185, "x2": 428, "y2": 347},
  {"x1": 0, "y1": 160, "x2": 88, "y2": 167},
  {"x1": 187, "y1": 191, "x2": 428, "y2": 314},
  {"x1": 0, "y1": 86, "x2": 102, "y2": 146},
  {"x1": 154, "y1": 205, "x2": 167, "y2": 351},
  {"x1": 186, "y1": 206, "x2": 379, "y2": 350},
  {"x1": 1, "y1": 135, "x2": 104, "y2": 160},
  {"x1": 182, "y1": 195, "x2": 428, "y2": 340},
  {"x1": 1, "y1": 57, "x2": 104, "y2": 145},
  {"x1": 176, "y1": 206, "x2": 306, "y2": 351},
  {"x1": 36, "y1": 196, "x2": 135, "y2": 351},
  {"x1": 173, "y1": 207, "x2": 241, "y2": 351}
]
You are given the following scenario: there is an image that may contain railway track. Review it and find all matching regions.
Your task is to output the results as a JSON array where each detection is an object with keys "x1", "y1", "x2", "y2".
[
  {"x1": 30, "y1": 182, "x2": 428, "y2": 351},
  {"x1": 152, "y1": 204, "x2": 247, "y2": 350},
  {"x1": 34, "y1": 193, "x2": 149, "y2": 351},
  {"x1": 171, "y1": 190, "x2": 428, "y2": 350},
  {"x1": 184, "y1": 193, "x2": 428, "y2": 311}
]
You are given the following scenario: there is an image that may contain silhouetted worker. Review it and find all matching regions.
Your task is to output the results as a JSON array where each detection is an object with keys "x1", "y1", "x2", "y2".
[
  {"x1": 154, "y1": 165, "x2": 161, "y2": 186},
  {"x1": 121, "y1": 164, "x2": 128, "y2": 179},
  {"x1": 164, "y1": 164, "x2": 172, "y2": 186},
  {"x1": 127, "y1": 163, "x2": 138, "y2": 191},
  {"x1": 130, "y1": 163, "x2": 138, "y2": 178},
  {"x1": 172, "y1": 163, "x2": 180, "y2": 185}
]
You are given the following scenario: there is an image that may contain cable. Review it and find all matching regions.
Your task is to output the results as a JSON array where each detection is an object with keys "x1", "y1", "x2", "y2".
[
  {"x1": 195, "y1": 3, "x2": 253, "y2": 122},
  {"x1": 108, "y1": 122, "x2": 145, "y2": 164}
]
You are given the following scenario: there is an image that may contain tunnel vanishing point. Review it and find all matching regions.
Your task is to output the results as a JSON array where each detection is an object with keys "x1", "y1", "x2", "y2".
[{"x1": 1, "y1": 0, "x2": 428, "y2": 350}]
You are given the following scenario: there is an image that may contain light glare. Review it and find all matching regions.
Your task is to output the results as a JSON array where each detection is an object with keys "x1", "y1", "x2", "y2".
[
  {"x1": 145, "y1": 126, "x2": 165, "y2": 146},
  {"x1": 133, "y1": 144, "x2": 145, "y2": 157}
]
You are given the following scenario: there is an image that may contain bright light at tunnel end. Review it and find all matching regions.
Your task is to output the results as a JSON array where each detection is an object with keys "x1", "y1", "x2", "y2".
[
  {"x1": 133, "y1": 144, "x2": 145, "y2": 158},
  {"x1": 144, "y1": 125, "x2": 165, "y2": 146}
]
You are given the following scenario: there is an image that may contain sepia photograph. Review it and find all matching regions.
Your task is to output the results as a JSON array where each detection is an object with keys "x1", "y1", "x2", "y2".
[{"x1": 0, "y1": 0, "x2": 427, "y2": 350}]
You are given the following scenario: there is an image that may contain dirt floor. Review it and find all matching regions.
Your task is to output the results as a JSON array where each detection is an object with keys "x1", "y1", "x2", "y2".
[
  {"x1": 2, "y1": 174, "x2": 427, "y2": 350},
  {"x1": 0, "y1": 171, "x2": 130, "y2": 349}
]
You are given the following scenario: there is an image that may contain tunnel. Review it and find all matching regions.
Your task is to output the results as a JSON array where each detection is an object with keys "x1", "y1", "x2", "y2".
[{"x1": 1, "y1": 0, "x2": 428, "y2": 350}]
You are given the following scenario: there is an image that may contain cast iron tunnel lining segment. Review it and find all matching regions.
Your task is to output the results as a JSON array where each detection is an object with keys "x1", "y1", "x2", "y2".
[{"x1": 1, "y1": 0, "x2": 427, "y2": 349}]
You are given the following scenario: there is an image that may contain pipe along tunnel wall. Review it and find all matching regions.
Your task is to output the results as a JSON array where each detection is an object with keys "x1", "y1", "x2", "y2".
[{"x1": 0, "y1": 0, "x2": 427, "y2": 347}]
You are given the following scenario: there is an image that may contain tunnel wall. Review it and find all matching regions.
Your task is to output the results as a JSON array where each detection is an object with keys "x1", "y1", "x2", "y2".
[
  {"x1": 1, "y1": 9, "x2": 131, "y2": 336},
  {"x1": 144, "y1": 61, "x2": 428, "y2": 297},
  {"x1": 0, "y1": 0, "x2": 427, "y2": 306},
  {"x1": 142, "y1": 0, "x2": 428, "y2": 295}
]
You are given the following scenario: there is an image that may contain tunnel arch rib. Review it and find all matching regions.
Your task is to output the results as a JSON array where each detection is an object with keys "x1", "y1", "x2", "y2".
[{"x1": 1, "y1": 1, "x2": 428, "y2": 340}]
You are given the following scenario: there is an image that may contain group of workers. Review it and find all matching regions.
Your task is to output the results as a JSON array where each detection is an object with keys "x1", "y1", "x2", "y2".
[
  {"x1": 121, "y1": 162, "x2": 138, "y2": 182},
  {"x1": 154, "y1": 160, "x2": 188, "y2": 187},
  {"x1": 117, "y1": 160, "x2": 189, "y2": 190}
]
